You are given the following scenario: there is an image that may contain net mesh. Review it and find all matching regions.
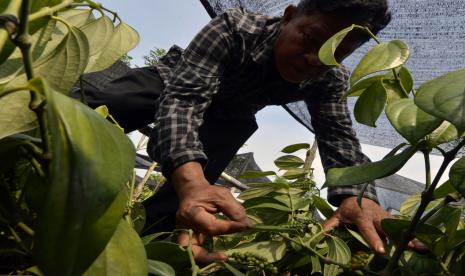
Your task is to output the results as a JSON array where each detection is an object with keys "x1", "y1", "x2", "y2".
[{"x1": 200, "y1": 0, "x2": 465, "y2": 150}]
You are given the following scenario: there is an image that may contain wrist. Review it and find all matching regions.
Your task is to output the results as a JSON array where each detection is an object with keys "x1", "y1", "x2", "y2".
[{"x1": 171, "y1": 161, "x2": 209, "y2": 198}]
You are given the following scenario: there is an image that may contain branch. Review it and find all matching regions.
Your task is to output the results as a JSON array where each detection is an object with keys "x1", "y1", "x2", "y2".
[
  {"x1": 132, "y1": 161, "x2": 157, "y2": 202},
  {"x1": 0, "y1": 0, "x2": 22, "y2": 52},
  {"x1": 28, "y1": 0, "x2": 73, "y2": 22}
]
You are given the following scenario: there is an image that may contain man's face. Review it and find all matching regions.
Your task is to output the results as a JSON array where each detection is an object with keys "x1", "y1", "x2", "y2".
[{"x1": 274, "y1": 6, "x2": 360, "y2": 83}]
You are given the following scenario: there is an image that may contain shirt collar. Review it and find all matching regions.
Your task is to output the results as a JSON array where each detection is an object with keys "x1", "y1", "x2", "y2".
[{"x1": 251, "y1": 17, "x2": 281, "y2": 65}]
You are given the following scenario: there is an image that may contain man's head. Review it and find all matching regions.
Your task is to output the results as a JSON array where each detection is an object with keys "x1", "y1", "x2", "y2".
[{"x1": 274, "y1": 0, "x2": 391, "y2": 83}]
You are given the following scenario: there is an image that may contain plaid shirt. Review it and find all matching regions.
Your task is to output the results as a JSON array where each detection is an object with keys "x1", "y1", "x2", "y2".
[{"x1": 151, "y1": 8, "x2": 377, "y2": 206}]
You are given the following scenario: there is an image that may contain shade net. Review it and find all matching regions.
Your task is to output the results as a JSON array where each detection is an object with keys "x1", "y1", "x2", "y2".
[{"x1": 200, "y1": 0, "x2": 465, "y2": 151}]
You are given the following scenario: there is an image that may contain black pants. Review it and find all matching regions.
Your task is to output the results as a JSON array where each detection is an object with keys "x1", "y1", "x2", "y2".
[{"x1": 71, "y1": 67, "x2": 258, "y2": 233}]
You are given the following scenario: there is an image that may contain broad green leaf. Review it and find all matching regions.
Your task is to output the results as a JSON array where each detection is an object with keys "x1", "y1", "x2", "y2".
[
  {"x1": 403, "y1": 252, "x2": 442, "y2": 275},
  {"x1": 282, "y1": 168, "x2": 306, "y2": 180},
  {"x1": 147, "y1": 260, "x2": 175, "y2": 276},
  {"x1": 243, "y1": 197, "x2": 292, "y2": 212},
  {"x1": 324, "y1": 146, "x2": 417, "y2": 187},
  {"x1": 34, "y1": 24, "x2": 90, "y2": 93},
  {"x1": 381, "y1": 219, "x2": 443, "y2": 245},
  {"x1": 318, "y1": 24, "x2": 356, "y2": 66},
  {"x1": 312, "y1": 195, "x2": 334, "y2": 218},
  {"x1": 57, "y1": 9, "x2": 95, "y2": 31},
  {"x1": 238, "y1": 187, "x2": 276, "y2": 200},
  {"x1": 221, "y1": 261, "x2": 246, "y2": 276},
  {"x1": 386, "y1": 98, "x2": 443, "y2": 144},
  {"x1": 382, "y1": 79, "x2": 405, "y2": 103},
  {"x1": 433, "y1": 181, "x2": 456, "y2": 199},
  {"x1": 324, "y1": 236, "x2": 350, "y2": 276},
  {"x1": 226, "y1": 241, "x2": 286, "y2": 262},
  {"x1": 415, "y1": 68, "x2": 465, "y2": 133},
  {"x1": 350, "y1": 40, "x2": 410, "y2": 86},
  {"x1": 238, "y1": 170, "x2": 275, "y2": 179},
  {"x1": 84, "y1": 220, "x2": 147, "y2": 276},
  {"x1": 246, "y1": 182, "x2": 289, "y2": 190},
  {"x1": 354, "y1": 80, "x2": 387, "y2": 127},
  {"x1": 281, "y1": 143, "x2": 310, "y2": 153},
  {"x1": 427, "y1": 121, "x2": 463, "y2": 148},
  {"x1": 400, "y1": 194, "x2": 421, "y2": 216},
  {"x1": 342, "y1": 75, "x2": 384, "y2": 99},
  {"x1": 384, "y1": 66, "x2": 414, "y2": 94},
  {"x1": 0, "y1": 91, "x2": 38, "y2": 140},
  {"x1": 32, "y1": 78, "x2": 135, "y2": 276},
  {"x1": 274, "y1": 155, "x2": 304, "y2": 169},
  {"x1": 450, "y1": 157, "x2": 465, "y2": 198},
  {"x1": 141, "y1": 232, "x2": 172, "y2": 246},
  {"x1": 346, "y1": 228, "x2": 369, "y2": 248},
  {"x1": 85, "y1": 22, "x2": 139, "y2": 73},
  {"x1": 80, "y1": 15, "x2": 114, "y2": 56},
  {"x1": 145, "y1": 241, "x2": 190, "y2": 269}
]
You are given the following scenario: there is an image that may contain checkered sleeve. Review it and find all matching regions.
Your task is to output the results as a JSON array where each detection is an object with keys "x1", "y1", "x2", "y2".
[
  {"x1": 149, "y1": 12, "x2": 237, "y2": 178},
  {"x1": 305, "y1": 66, "x2": 378, "y2": 206}
]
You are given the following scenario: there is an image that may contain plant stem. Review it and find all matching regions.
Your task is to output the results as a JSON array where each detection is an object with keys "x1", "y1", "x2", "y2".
[
  {"x1": 422, "y1": 150, "x2": 432, "y2": 189},
  {"x1": 384, "y1": 139, "x2": 465, "y2": 273},
  {"x1": 17, "y1": 222, "x2": 34, "y2": 236},
  {"x1": 0, "y1": 86, "x2": 29, "y2": 98},
  {"x1": 28, "y1": 0, "x2": 73, "y2": 22},
  {"x1": 15, "y1": 0, "x2": 33, "y2": 80},
  {"x1": 0, "y1": 0, "x2": 22, "y2": 52},
  {"x1": 187, "y1": 229, "x2": 200, "y2": 276},
  {"x1": 198, "y1": 262, "x2": 221, "y2": 274},
  {"x1": 132, "y1": 161, "x2": 157, "y2": 203}
]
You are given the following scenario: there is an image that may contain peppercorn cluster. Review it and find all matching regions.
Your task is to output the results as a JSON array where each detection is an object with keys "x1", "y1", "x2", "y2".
[
  {"x1": 349, "y1": 251, "x2": 371, "y2": 269},
  {"x1": 229, "y1": 252, "x2": 279, "y2": 275}
]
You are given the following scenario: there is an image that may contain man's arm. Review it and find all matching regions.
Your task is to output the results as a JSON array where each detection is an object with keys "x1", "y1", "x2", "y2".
[{"x1": 305, "y1": 66, "x2": 390, "y2": 254}]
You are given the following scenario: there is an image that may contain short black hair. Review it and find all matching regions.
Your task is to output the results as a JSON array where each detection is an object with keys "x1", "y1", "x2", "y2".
[{"x1": 296, "y1": 0, "x2": 391, "y2": 42}]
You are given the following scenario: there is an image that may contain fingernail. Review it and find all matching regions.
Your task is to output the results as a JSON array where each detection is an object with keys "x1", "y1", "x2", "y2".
[{"x1": 377, "y1": 245, "x2": 385, "y2": 254}]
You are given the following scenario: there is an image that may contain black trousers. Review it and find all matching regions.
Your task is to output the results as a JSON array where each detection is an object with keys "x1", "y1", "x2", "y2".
[{"x1": 71, "y1": 67, "x2": 258, "y2": 233}]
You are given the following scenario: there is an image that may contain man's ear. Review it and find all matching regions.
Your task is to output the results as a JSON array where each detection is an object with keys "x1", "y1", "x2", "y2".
[{"x1": 282, "y1": 5, "x2": 298, "y2": 25}]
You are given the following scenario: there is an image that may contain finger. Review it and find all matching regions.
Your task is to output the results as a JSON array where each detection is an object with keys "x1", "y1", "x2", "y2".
[
  {"x1": 356, "y1": 219, "x2": 385, "y2": 254},
  {"x1": 408, "y1": 239, "x2": 429, "y2": 252},
  {"x1": 215, "y1": 188, "x2": 250, "y2": 225},
  {"x1": 190, "y1": 207, "x2": 249, "y2": 235},
  {"x1": 178, "y1": 232, "x2": 227, "y2": 264},
  {"x1": 323, "y1": 213, "x2": 341, "y2": 231}
]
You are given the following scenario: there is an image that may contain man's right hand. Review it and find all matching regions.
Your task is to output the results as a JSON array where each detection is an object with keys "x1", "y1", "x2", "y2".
[{"x1": 171, "y1": 162, "x2": 250, "y2": 263}]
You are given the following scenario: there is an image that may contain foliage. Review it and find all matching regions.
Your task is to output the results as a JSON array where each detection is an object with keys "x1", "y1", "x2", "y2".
[{"x1": 143, "y1": 47, "x2": 166, "y2": 66}]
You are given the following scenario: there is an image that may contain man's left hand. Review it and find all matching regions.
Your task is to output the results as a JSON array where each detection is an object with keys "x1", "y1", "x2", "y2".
[{"x1": 323, "y1": 196, "x2": 428, "y2": 254}]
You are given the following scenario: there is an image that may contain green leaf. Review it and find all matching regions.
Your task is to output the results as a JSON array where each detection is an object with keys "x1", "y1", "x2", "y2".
[
  {"x1": 0, "y1": 91, "x2": 38, "y2": 140},
  {"x1": 221, "y1": 261, "x2": 246, "y2": 276},
  {"x1": 85, "y1": 22, "x2": 139, "y2": 73},
  {"x1": 243, "y1": 197, "x2": 292, "y2": 212},
  {"x1": 450, "y1": 157, "x2": 465, "y2": 198},
  {"x1": 147, "y1": 260, "x2": 175, "y2": 276},
  {"x1": 226, "y1": 241, "x2": 286, "y2": 262},
  {"x1": 57, "y1": 8, "x2": 95, "y2": 29},
  {"x1": 404, "y1": 252, "x2": 442, "y2": 275},
  {"x1": 382, "y1": 79, "x2": 405, "y2": 103},
  {"x1": 145, "y1": 241, "x2": 190, "y2": 269},
  {"x1": 281, "y1": 143, "x2": 310, "y2": 153},
  {"x1": 350, "y1": 40, "x2": 410, "y2": 86},
  {"x1": 31, "y1": 78, "x2": 135, "y2": 276},
  {"x1": 312, "y1": 195, "x2": 334, "y2": 218},
  {"x1": 274, "y1": 155, "x2": 304, "y2": 169},
  {"x1": 433, "y1": 181, "x2": 456, "y2": 199},
  {"x1": 324, "y1": 146, "x2": 417, "y2": 187},
  {"x1": 342, "y1": 75, "x2": 384, "y2": 99},
  {"x1": 427, "y1": 121, "x2": 463, "y2": 148},
  {"x1": 415, "y1": 68, "x2": 465, "y2": 133},
  {"x1": 80, "y1": 15, "x2": 115, "y2": 56},
  {"x1": 381, "y1": 219, "x2": 443, "y2": 245},
  {"x1": 238, "y1": 187, "x2": 276, "y2": 200},
  {"x1": 238, "y1": 170, "x2": 275, "y2": 179},
  {"x1": 318, "y1": 24, "x2": 356, "y2": 66},
  {"x1": 386, "y1": 98, "x2": 443, "y2": 144},
  {"x1": 141, "y1": 232, "x2": 172, "y2": 246},
  {"x1": 324, "y1": 236, "x2": 351, "y2": 276},
  {"x1": 34, "y1": 24, "x2": 90, "y2": 93},
  {"x1": 399, "y1": 194, "x2": 421, "y2": 216},
  {"x1": 84, "y1": 220, "x2": 147, "y2": 276},
  {"x1": 354, "y1": 80, "x2": 387, "y2": 127},
  {"x1": 384, "y1": 66, "x2": 414, "y2": 94},
  {"x1": 282, "y1": 168, "x2": 306, "y2": 180},
  {"x1": 346, "y1": 228, "x2": 369, "y2": 248}
]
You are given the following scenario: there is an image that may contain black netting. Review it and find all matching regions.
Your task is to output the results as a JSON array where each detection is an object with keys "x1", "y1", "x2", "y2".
[{"x1": 200, "y1": 0, "x2": 465, "y2": 150}]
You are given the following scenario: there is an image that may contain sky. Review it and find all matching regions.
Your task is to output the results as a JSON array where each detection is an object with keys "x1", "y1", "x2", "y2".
[{"x1": 98, "y1": 0, "x2": 452, "y2": 198}]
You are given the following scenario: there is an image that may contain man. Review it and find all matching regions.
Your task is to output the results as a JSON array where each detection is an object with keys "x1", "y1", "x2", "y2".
[{"x1": 75, "y1": 0, "x2": 415, "y2": 263}]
